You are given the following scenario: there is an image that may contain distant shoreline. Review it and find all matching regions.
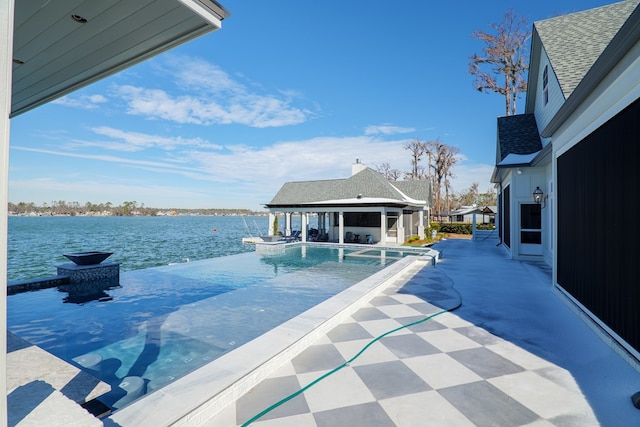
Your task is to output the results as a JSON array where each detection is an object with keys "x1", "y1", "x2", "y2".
[{"x1": 8, "y1": 212, "x2": 268, "y2": 217}]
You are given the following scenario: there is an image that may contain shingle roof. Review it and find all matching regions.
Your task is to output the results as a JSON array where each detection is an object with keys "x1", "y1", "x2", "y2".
[
  {"x1": 535, "y1": 0, "x2": 640, "y2": 98},
  {"x1": 392, "y1": 180, "x2": 431, "y2": 203},
  {"x1": 267, "y1": 168, "x2": 430, "y2": 207},
  {"x1": 496, "y1": 114, "x2": 542, "y2": 162}
]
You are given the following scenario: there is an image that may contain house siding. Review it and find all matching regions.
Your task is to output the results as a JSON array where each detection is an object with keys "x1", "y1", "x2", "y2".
[
  {"x1": 557, "y1": 95, "x2": 640, "y2": 354},
  {"x1": 503, "y1": 184, "x2": 511, "y2": 249},
  {"x1": 534, "y1": 46, "x2": 564, "y2": 134}
]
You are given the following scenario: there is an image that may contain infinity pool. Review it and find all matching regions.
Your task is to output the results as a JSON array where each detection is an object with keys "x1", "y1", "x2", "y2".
[{"x1": 7, "y1": 244, "x2": 428, "y2": 410}]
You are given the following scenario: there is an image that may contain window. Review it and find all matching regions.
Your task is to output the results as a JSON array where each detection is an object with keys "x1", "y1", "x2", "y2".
[
  {"x1": 543, "y1": 65, "x2": 549, "y2": 105},
  {"x1": 520, "y1": 203, "x2": 542, "y2": 244},
  {"x1": 334, "y1": 212, "x2": 381, "y2": 227}
]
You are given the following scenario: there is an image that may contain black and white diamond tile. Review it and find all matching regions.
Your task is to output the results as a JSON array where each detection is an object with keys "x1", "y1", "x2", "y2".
[{"x1": 218, "y1": 261, "x2": 598, "y2": 427}]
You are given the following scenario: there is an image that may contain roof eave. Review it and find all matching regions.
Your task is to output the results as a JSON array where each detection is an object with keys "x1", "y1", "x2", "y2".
[
  {"x1": 491, "y1": 142, "x2": 551, "y2": 184},
  {"x1": 11, "y1": 0, "x2": 229, "y2": 117},
  {"x1": 177, "y1": 0, "x2": 230, "y2": 24},
  {"x1": 525, "y1": 28, "x2": 543, "y2": 114}
]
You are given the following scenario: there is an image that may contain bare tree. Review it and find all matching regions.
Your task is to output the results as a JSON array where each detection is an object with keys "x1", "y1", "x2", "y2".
[
  {"x1": 426, "y1": 139, "x2": 459, "y2": 222},
  {"x1": 452, "y1": 183, "x2": 497, "y2": 210},
  {"x1": 375, "y1": 162, "x2": 402, "y2": 181},
  {"x1": 403, "y1": 139, "x2": 427, "y2": 179},
  {"x1": 469, "y1": 8, "x2": 530, "y2": 116},
  {"x1": 458, "y1": 182, "x2": 480, "y2": 207},
  {"x1": 391, "y1": 170, "x2": 402, "y2": 181}
]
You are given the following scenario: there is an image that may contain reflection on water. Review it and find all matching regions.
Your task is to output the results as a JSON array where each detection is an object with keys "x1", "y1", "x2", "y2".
[{"x1": 58, "y1": 278, "x2": 120, "y2": 304}]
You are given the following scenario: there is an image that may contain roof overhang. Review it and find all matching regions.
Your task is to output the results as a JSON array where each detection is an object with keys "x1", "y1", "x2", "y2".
[
  {"x1": 11, "y1": 0, "x2": 229, "y2": 117},
  {"x1": 491, "y1": 143, "x2": 552, "y2": 183},
  {"x1": 525, "y1": 28, "x2": 544, "y2": 114}
]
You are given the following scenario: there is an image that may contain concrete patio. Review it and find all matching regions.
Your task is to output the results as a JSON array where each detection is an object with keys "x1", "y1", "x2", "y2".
[{"x1": 209, "y1": 237, "x2": 640, "y2": 426}]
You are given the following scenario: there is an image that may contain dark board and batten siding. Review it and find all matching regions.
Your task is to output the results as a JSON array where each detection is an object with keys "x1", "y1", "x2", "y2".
[
  {"x1": 557, "y1": 96, "x2": 640, "y2": 353},
  {"x1": 503, "y1": 185, "x2": 511, "y2": 249}
]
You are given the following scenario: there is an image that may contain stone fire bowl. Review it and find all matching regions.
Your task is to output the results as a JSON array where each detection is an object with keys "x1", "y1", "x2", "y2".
[{"x1": 63, "y1": 251, "x2": 114, "y2": 266}]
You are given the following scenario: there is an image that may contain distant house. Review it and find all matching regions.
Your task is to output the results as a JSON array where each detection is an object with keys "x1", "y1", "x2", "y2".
[
  {"x1": 265, "y1": 161, "x2": 432, "y2": 244},
  {"x1": 448, "y1": 206, "x2": 496, "y2": 224},
  {"x1": 491, "y1": 0, "x2": 640, "y2": 359}
]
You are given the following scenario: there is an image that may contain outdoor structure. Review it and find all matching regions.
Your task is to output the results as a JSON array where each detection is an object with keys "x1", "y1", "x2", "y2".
[
  {"x1": 448, "y1": 205, "x2": 496, "y2": 224},
  {"x1": 491, "y1": 1, "x2": 640, "y2": 360},
  {"x1": 1, "y1": 1, "x2": 229, "y2": 425},
  {"x1": 265, "y1": 160, "x2": 432, "y2": 244}
]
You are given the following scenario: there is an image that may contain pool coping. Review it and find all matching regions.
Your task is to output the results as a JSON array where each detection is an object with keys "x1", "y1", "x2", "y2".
[{"x1": 105, "y1": 246, "x2": 439, "y2": 426}]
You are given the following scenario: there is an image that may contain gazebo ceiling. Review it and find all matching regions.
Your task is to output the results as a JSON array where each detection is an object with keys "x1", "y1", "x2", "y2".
[{"x1": 10, "y1": 0, "x2": 228, "y2": 117}]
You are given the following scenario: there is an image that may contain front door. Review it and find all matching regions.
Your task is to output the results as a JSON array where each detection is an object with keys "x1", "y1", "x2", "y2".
[{"x1": 519, "y1": 203, "x2": 542, "y2": 255}]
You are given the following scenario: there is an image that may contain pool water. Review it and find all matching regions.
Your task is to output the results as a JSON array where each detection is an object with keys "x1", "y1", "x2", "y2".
[{"x1": 7, "y1": 244, "x2": 426, "y2": 409}]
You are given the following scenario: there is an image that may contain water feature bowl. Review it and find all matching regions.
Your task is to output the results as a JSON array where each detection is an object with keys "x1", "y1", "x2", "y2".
[{"x1": 63, "y1": 251, "x2": 113, "y2": 266}]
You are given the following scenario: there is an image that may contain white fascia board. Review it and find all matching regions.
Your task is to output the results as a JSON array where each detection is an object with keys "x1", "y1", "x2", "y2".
[
  {"x1": 177, "y1": 0, "x2": 227, "y2": 26},
  {"x1": 388, "y1": 184, "x2": 427, "y2": 205},
  {"x1": 308, "y1": 197, "x2": 422, "y2": 206}
]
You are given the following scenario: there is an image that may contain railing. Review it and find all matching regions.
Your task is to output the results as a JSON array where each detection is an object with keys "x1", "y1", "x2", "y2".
[{"x1": 473, "y1": 229, "x2": 498, "y2": 241}]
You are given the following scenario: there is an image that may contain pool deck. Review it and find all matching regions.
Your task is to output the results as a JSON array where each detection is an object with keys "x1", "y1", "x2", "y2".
[
  {"x1": 8, "y1": 238, "x2": 640, "y2": 425},
  {"x1": 206, "y1": 238, "x2": 640, "y2": 426},
  {"x1": 6, "y1": 333, "x2": 109, "y2": 426}
]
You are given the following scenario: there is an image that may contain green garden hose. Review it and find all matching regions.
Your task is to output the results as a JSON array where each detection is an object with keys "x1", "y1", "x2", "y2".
[{"x1": 242, "y1": 300, "x2": 461, "y2": 426}]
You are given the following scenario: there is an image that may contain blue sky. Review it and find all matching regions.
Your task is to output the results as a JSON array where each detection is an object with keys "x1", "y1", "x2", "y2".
[{"x1": 8, "y1": 0, "x2": 614, "y2": 210}]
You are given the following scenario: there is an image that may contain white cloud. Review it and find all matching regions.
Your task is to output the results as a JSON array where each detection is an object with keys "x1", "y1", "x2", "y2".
[
  {"x1": 11, "y1": 146, "x2": 200, "y2": 174},
  {"x1": 165, "y1": 56, "x2": 244, "y2": 94},
  {"x1": 449, "y1": 163, "x2": 495, "y2": 194},
  {"x1": 52, "y1": 94, "x2": 107, "y2": 110},
  {"x1": 364, "y1": 124, "x2": 415, "y2": 135},
  {"x1": 11, "y1": 129, "x2": 495, "y2": 206},
  {"x1": 113, "y1": 56, "x2": 312, "y2": 128},
  {"x1": 88, "y1": 127, "x2": 222, "y2": 151}
]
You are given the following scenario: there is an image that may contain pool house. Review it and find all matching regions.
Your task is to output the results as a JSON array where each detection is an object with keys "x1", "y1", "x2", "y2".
[{"x1": 265, "y1": 160, "x2": 433, "y2": 245}]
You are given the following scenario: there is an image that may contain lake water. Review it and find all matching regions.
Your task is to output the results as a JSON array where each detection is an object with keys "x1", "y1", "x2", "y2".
[{"x1": 7, "y1": 215, "x2": 271, "y2": 282}]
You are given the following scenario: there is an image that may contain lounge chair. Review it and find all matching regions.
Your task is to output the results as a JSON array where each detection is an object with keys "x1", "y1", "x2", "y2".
[
  {"x1": 281, "y1": 230, "x2": 301, "y2": 242},
  {"x1": 345, "y1": 232, "x2": 360, "y2": 243}
]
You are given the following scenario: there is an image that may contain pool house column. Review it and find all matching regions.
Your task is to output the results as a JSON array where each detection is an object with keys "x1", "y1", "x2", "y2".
[
  {"x1": 380, "y1": 210, "x2": 387, "y2": 245},
  {"x1": 285, "y1": 212, "x2": 292, "y2": 236},
  {"x1": 301, "y1": 212, "x2": 308, "y2": 242},
  {"x1": 398, "y1": 211, "x2": 405, "y2": 243},
  {"x1": 419, "y1": 206, "x2": 426, "y2": 239},
  {"x1": 338, "y1": 210, "x2": 344, "y2": 244},
  {"x1": 268, "y1": 212, "x2": 275, "y2": 235}
]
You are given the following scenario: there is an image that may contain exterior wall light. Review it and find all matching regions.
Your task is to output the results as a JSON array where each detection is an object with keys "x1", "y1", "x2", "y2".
[{"x1": 533, "y1": 186, "x2": 547, "y2": 208}]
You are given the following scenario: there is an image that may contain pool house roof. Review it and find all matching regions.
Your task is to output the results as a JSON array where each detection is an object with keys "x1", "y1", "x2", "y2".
[{"x1": 266, "y1": 167, "x2": 432, "y2": 209}]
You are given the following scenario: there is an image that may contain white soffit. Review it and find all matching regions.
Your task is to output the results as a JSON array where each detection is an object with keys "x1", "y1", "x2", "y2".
[
  {"x1": 11, "y1": 0, "x2": 228, "y2": 117},
  {"x1": 497, "y1": 152, "x2": 539, "y2": 167}
]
